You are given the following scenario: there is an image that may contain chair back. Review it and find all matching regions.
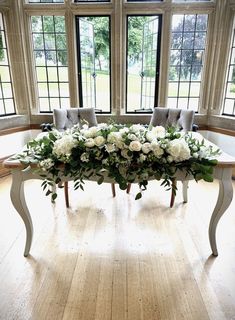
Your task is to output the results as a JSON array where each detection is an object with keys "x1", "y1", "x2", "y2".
[
  {"x1": 149, "y1": 107, "x2": 194, "y2": 132},
  {"x1": 53, "y1": 108, "x2": 98, "y2": 131}
]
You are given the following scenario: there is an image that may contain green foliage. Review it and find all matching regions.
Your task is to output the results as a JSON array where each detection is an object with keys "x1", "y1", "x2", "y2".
[{"x1": 13, "y1": 125, "x2": 220, "y2": 202}]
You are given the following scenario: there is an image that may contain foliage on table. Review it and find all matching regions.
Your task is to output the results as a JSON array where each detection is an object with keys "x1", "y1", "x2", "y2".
[{"x1": 14, "y1": 123, "x2": 220, "y2": 201}]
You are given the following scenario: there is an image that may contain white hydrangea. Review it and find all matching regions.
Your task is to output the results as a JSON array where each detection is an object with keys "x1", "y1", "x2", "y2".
[
  {"x1": 167, "y1": 139, "x2": 191, "y2": 162},
  {"x1": 53, "y1": 134, "x2": 77, "y2": 160}
]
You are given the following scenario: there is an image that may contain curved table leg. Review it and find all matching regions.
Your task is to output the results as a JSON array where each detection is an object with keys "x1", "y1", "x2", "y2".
[
  {"x1": 209, "y1": 175, "x2": 233, "y2": 256},
  {"x1": 10, "y1": 171, "x2": 33, "y2": 257}
]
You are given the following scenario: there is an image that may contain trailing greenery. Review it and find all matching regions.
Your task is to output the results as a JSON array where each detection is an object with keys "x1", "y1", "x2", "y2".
[{"x1": 14, "y1": 124, "x2": 220, "y2": 202}]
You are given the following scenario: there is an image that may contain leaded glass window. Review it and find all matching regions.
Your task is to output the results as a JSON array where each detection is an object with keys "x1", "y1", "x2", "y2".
[
  {"x1": 168, "y1": 14, "x2": 208, "y2": 111},
  {"x1": 31, "y1": 16, "x2": 69, "y2": 112},
  {"x1": 223, "y1": 25, "x2": 235, "y2": 116},
  {"x1": 0, "y1": 14, "x2": 15, "y2": 116}
]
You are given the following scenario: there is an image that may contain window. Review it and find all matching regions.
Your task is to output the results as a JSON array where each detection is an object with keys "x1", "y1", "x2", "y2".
[
  {"x1": 168, "y1": 14, "x2": 208, "y2": 111},
  {"x1": 173, "y1": 0, "x2": 212, "y2": 2},
  {"x1": 127, "y1": 0, "x2": 162, "y2": 2},
  {"x1": 31, "y1": 16, "x2": 69, "y2": 112},
  {"x1": 223, "y1": 25, "x2": 235, "y2": 116},
  {"x1": 76, "y1": 16, "x2": 111, "y2": 113},
  {"x1": 126, "y1": 15, "x2": 162, "y2": 113},
  {"x1": 0, "y1": 14, "x2": 15, "y2": 116},
  {"x1": 74, "y1": 0, "x2": 110, "y2": 2},
  {"x1": 28, "y1": 0, "x2": 64, "y2": 3}
]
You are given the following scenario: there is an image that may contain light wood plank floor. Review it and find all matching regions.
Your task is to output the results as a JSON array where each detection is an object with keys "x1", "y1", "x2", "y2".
[{"x1": 0, "y1": 175, "x2": 235, "y2": 320}]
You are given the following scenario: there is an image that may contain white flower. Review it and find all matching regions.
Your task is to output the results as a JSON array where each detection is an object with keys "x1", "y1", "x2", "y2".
[
  {"x1": 94, "y1": 135, "x2": 106, "y2": 147},
  {"x1": 129, "y1": 140, "x2": 142, "y2": 152},
  {"x1": 105, "y1": 143, "x2": 116, "y2": 153},
  {"x1": 119, "y1": 127, "x2": 129, "y2": 134},
  {"x1": 83, "y1": 126, "x2": 98, "y2": 138},
  {"x1": 151, "y1": 141, "x2": 164, "y2": 157},
  {"x1": 80, "y1": 152, "x2": 89, "y2": 162},
  {"x1": 84, "y1": 138, "x2": 95, "y2": 148},
  {"x1": 151, "y1": 126, "x2": 166, "y2": 138},
  {"x1": 128, "y1": 133, "x2": 138, "y2": 141},
  {"x1": 130, "y1": 124, "x2": 143, "y2": 133},
  {"x1": 121, "y1": 149, "x2": 132, "y2": 159},
  {"x1": 53, "y1": 134, "x2": 77, "y2": 160},
  {"x1": 167, "y1": 156, "x2": 174, "y2": 163},
  {"x1": 139, "y1": 154, "x2": 147, "y2": 162},
  {"x1": 142, "y1": 142, "x2": 151, "y2": 154},
  {"x1": 146, "y1": 131, "x2": 155, "y2": 142},
  {"x1": 39, "y1": 158, "x2": 54, "y2": 171},
  {"x1": 98, "y1": 123, "x2": 109, "y2": 129},
  {"x1": 167, "y1": 139, "x2": 191, "y2": 162}
]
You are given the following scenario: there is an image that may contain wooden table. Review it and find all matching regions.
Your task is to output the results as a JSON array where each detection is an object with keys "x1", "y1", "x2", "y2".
[{"x1": 3, "y1": 142, "x2": 235, "y2": 258}]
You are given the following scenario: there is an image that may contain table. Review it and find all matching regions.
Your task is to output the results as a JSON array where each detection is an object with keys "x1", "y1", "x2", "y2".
[{"x1": 3, "y1": 138, "x2": 235, "y2": 258}]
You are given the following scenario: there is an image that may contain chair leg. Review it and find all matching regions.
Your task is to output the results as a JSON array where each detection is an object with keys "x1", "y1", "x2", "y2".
[
  {"x1": 126, "y1": 183, "x2": 131, "y2": 194},
  {"x1": 170, "y1": 178, "x2": 176, "y2": 208},
  {"x1": 64, "y1": 181, "x2": 69, "y2": 208},
  {"x1": 111, "y1": 183, "x2": 116, "y2": 197}
]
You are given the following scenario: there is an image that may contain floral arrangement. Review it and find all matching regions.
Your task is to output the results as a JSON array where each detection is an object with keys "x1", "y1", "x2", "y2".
[{"x1": 15, "y1": 123, "x2": 220, "y2": 201}]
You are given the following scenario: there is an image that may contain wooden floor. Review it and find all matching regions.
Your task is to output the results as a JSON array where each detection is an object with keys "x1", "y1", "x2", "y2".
[{"x1": 0, "y1": 176, "x2": 235, "y2": 320}]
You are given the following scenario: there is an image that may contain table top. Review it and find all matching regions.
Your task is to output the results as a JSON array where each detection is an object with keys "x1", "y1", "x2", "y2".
[{"x1": 3, "y1": 132, "x2": 235, "y2": 170}]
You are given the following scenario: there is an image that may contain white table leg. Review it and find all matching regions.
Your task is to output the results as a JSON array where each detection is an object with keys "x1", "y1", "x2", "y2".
[
  {"x1": 10, "y1": 170, "x2": 33, "y2": 257},
  {"x1": 209, "y1": 171, "x2": 233, "y2": 256},
  {"x1": 182, "y1": 181, "x2": 189, "y2": 203}
]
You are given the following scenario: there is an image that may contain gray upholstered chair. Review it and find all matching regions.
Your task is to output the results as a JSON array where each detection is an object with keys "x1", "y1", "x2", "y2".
[
  {"x1": 149, "y1": 107, "x2": 195, "y2": 132},
  {"x1": 53, "y1": 108, "x2": 116, "y2": 207},
  {"x1": 127, "y1": 107, "x2": 195, "y2": 207}
]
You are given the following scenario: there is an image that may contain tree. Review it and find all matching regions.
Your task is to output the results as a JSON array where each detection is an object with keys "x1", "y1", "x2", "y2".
[
  {"x1": 31, "y1": 16, "x2": 67, "y2": 66},
  {"x1": 170, "y1": 14, "x2": 208, "y2": 80}
]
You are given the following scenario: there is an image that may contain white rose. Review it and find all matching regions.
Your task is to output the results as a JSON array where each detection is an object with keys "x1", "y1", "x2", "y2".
[
  {"x1": 167, "y1": 139, "x2": 191, "y2": 162},
  {"x1": 83, "y1": 126, "x2": 98, "y2": 138},
  {"x1": 129, "y1": 140, "x2": 142, "y2": 152},
  {"x1": 151, "y1": 126, "x2": 166, "y2": 138},
  {"x1": 121, "y1": 149, "x2": 132, "y2": 159},
  {"x1": 84, "y1": 138, "x2": 95, "y2": 148},
  {"x1": 151, "y1": 141, "x2": 164, "y2": 157},
  {"x1": 94, "y1": 135, "x2": 106, "y2": 147},
  {"x1": 119, "y1": 127, "x2": 129, "y2": 134},
  {"x1": 142, "y1": 142, "x2": 151, "y2": 154},
  {"x1": 105, "y1": 143, "x2": 116, "y2": 153},
  {"x1": 146, "y1": 131, "x2": 155, "y2": 142},
  {"x1": 128, "y1": 133, "x2": 138, "y2": 141},
  {"x1": 130, "y1": 124, "x2": 143, "y2": 133},
  {"x1": 139, "y1": 154, "x2": 147, "y2": 162}
]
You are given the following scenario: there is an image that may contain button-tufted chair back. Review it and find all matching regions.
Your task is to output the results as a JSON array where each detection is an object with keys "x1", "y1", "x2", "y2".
[
  {"x1": 149, "y1": 107, "x2": 195, "y2": 132},
  {"x1": 53, "y1": 107, "x2": 98, "y2": 131}
]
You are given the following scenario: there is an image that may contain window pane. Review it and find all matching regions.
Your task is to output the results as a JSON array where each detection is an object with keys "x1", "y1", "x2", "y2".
[
  {"x1": 0, "y1": 13, "x2": 16, "y2": 116},
  {"x1": 168, "y1": 14, "x2": 208, "y2": 111},
  {"x1": 28, "y1": 0, "x2": 64, "y2": 3},
  {"x1": 173, "y1": 0, "x2": 212, "y2": 2},
  {"x1": 223, "y1": 23, "x2": 235, "y2": 116},
  {"x1": 126, "y1": 15, "x2": 162, "y2": 113},
  {"x1": 74, "y1": 0, "x2": 110, "y2": 2},
  {"x1": 31, "y1": 15, "x2": 70, "y2": 112},
  {"x1": 76, "y1": 16, "x2": 111, "y2": 113}
]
